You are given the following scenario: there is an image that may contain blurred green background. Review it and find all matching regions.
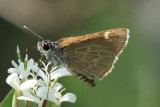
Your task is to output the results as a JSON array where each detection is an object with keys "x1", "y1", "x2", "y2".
[{"x1": 0, "y1": 0, "x2": 160, "y2": 107}]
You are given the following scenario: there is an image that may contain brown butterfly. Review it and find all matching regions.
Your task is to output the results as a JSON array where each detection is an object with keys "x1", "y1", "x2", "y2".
[{"x1": 25, "y1": 26, "x2": 129, "y2": 87}]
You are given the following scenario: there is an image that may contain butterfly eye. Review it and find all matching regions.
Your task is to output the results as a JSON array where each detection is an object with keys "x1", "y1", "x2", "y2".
[{"x1": 43, "y1": 44, "x2": 50, "y2": 51}]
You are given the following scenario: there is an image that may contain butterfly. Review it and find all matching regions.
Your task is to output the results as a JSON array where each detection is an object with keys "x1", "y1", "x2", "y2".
[{"x1": 24, "y1": 26, "x2": 129, "y2": 87}]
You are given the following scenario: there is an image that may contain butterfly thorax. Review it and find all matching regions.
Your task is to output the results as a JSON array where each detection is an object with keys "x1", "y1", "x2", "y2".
[
  {"x1": 37, "y1": 40, "x2": 64, "y2": 67},
  {"x1": 48, "y1": 45, "x2": 64, "y2": 67}
]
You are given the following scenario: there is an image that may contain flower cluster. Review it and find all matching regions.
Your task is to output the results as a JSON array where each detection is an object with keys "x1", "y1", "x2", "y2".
[{"x1": 6, "y1": 46, "x2": 76, "y2": 107}]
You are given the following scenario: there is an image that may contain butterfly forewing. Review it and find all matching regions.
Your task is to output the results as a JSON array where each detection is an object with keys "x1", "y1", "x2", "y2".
[{"x1": 58, "y1": 28, "x2": 129, "y2": 81}]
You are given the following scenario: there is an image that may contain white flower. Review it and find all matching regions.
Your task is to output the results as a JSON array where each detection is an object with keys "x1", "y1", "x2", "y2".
[
  {"x1": 8, "y1": 55, "x2": 39, "y2": 79},
  {"x1": 6, "y1": 73, "x2": 37, "y2": 91},
  {"x1": 36, "y1": 61, "x2": 72, "y2": 87},
  {"x1": 37, "y1": 83, "x2": 76, "y2": 106},
  {"x1": 6, "y1": 45, "x2": 77, "y2": 107},
  {"x1": 51, "y1": 67, "x2": 72, "y2": 80},
  {"x1": 6, "y1": 73, "x2": 42, "y2": 106},
  {"x1": 17, "y1": 90, "x2": 43, "y2": 107}
]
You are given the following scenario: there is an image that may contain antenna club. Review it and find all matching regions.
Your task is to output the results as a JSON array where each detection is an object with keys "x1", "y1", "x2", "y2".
[{"x1": 23, "y1": 25, "x2": 29, "y2": 29}]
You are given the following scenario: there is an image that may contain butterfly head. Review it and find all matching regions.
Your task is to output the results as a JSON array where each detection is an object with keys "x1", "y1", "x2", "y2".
[{"x1": 37, "y1": 40, "x2": 52, "y2": 58}]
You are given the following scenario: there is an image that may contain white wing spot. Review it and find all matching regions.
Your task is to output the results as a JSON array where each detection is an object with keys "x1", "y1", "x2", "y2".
[{"x1": 104, "y1": 32, "x2": 110, "y2": 39}]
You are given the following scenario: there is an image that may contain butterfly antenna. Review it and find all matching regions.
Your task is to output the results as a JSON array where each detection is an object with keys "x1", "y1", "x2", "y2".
[{"x1": 23, "y1": 25, "x2": 44, "y2": 40}]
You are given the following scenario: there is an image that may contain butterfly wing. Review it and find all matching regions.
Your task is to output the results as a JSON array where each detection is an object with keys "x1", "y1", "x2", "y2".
[
  {"x1": 58, "y1": 28, "x2": 129, "y2": 55},
  {"x1": 62, "y1": 43, "x2": 115, "y2": 78},
  {"x1": 58, "y1": 28, "x2": 129, "y2": 86}
]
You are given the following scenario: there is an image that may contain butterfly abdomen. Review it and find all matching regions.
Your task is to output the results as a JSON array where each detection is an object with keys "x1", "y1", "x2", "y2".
[{"x1": 75, "y1": 72, "x2": 96, "y2": 87}]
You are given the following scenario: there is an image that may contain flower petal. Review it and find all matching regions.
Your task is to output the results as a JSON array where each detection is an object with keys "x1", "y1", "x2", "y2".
[
  {"x1": 37, "y1": 87, "x2": 58, "y2": 103},
  {"x1": 32, "y1": 65, "x2": 39, "y2": 73},
  {"x1": 60, "y1": 93, "x2": 77, "y2": 103},
  {"x1": 22, "y1": 90, "x2": 41, "y2": 104},
  {"x1": 6, "y1": 73, "x2": 20, "y2": 90},
  {"x1": 17, "y1": 96, "x2": 35, "y2": 102},
  {"x1": 51, "y1": 67, "x2": 72, "y2": 80},
  {"x1": 36, "y1": 69, "x2": 48, "y2": 83},
  {"x1": 20, "y1": 80, "x2": 37, "y2": 90},
  {"x1": 18, "y1": 61, "x2": 24, "y2": 70},
  {"x1": 11, "y1": 60, "x2": 19, "y2": 68},
  {"x1": 8, "y1": 68, "x2": 20, "y2": 74},
  {"x1": 27, "y1": 58, "x2": 34, "y2": 70},
  {"x1": 53, "y1": 83, "x2": 63, "y2": 91},
  {"x1": 37, "y1": 79, "x2": 46, "y2": 87},
  {"x1": 19, "y1": 70, "x2": 30, "y2": 79}
]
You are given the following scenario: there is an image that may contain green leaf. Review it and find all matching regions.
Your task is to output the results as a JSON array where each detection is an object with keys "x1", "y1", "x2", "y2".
[
  {"x1": 0, "y1": 90, "x2": 28, "y2": 107},
  {"x1": 52, "y1": 103, "x2": 61, "y2": 107},
  {"x1": 28, "y1": 101, "x2": 38, "y2": 107},
  {"x1": 12, "y1": 90, "x2": 17, "y2": 107},
  {"x1": 0, "y1": 89, "x2": 14, "y2": 107},
  {"x1": 12, "y1": 90, "x2": 25, "y2": 107}
]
